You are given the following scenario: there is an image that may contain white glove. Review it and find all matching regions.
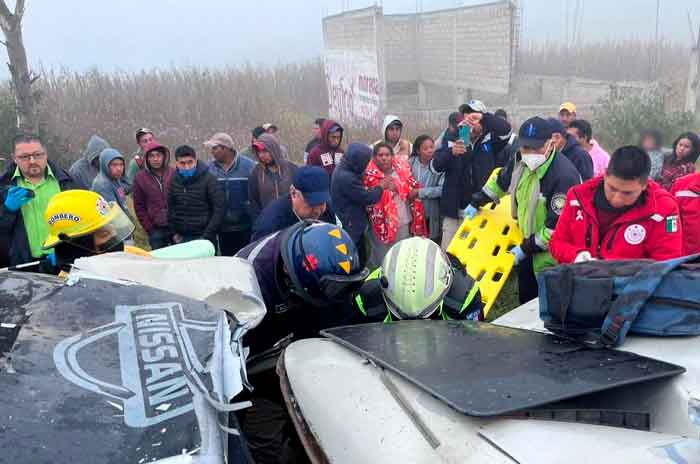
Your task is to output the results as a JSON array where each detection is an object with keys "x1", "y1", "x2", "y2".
[{"x1": 574, "y1": 251, "x2": 596, "y2": 263}]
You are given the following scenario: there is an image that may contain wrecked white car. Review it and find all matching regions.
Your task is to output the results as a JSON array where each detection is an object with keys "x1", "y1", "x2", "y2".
[
  {"x1": 0, "y1": 255, "x2": 265, "y2": 464},
  {"x1": 279, "y1": 300, "x2": 700, "y2": 463}
]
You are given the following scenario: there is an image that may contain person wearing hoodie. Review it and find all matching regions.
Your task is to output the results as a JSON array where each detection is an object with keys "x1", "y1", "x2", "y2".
[
  {"x1": 307, "y1": 119, "x2": 344, "y2": 175},
  {"x1": 249, "y1": 133, "x2": 298, "y2": 218},
  {"x1": 330, "y1": 143, "x2": 392, "y2": 246},
  {"x1": 69, "y1": 135, "x2": 110, "y2": 190},
  {"x1": 304, "y1": 117, "x2": 325, "y2": 163},
  {"x1": 168, "y1": 145, "x2": 226, "y2": 244},
  {"x1": 374, "y1": 115, "x2": 412, "y2": 159},
  {"x1": 132, "y1": 141, "x2": 176, "y2": 250},
  {"x1": 126, "y1": 128, "x2": 155, "y2": 184},
  {"x1": 92, "y1": 148, "x2": 131, "y2": 216},
  {"x1": 549, "y1": 118, "x2": 593, "y2": 181}
]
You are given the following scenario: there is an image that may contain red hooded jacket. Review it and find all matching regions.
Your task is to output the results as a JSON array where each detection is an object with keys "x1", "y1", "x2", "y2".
[
  {"x1": 132, "y1": 142, "x2": 175, "y2": 235},
  {"x1": 670, "y1": 173, "x2": 700, "y2": 255},
  {"x1": 550, "y1": 177, "x2": 683, "y2": 263},
  {"x1": 307, "y1": 119, "x2": 344, "y2": 175}
]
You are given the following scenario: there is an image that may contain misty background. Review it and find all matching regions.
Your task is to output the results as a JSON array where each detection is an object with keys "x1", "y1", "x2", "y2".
[{"x1": 16, "y1": 0, "x2": 700, "y2": 75}]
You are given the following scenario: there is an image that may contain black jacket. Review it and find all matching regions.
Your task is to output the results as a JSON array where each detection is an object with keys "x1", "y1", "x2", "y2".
[
  {"x1": 330, "y1": 143, "x2": 384, "y2": 244},
  {"x1": 251, "y1": 194, "x2": 337, "y2": 242},
  {"x1": 432, "y1": 113, "x2": 512, "y2": 219},
  {"x1": 0, "y1": 161, "x2": 77, "y2": 267},
  {"x1": 167, "y1": 162, "x2": 226, "y2": 241},
  {"x1": 562, "y1": 133, "x2": 593, "y2": 181}
]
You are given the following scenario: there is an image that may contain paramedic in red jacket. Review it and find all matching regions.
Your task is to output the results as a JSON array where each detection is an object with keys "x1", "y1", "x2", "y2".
[
  {"x1": 670, "y1": 172, "x2": 700, "y2": 255},
  {"x1": 551, "y1": 146, "x2": 683, "y2": 263}
]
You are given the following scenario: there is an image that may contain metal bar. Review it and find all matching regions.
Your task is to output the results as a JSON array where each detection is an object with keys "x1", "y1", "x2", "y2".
[{"x1": 377, "y1": 366, "x2": 441, "y2": 449}]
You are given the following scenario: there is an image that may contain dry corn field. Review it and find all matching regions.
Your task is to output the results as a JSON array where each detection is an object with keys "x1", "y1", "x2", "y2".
[{"x1": 0, "y1": 38, "x2": 690, "y2": 166}]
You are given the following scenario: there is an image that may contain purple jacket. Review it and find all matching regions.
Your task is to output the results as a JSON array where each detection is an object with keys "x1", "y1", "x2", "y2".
[{"x1": 132, "y1": 145, "x2": 175, "y2": 234}]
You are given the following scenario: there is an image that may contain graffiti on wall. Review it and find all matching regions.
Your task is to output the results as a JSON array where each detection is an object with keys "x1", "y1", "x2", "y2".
[{"x1": 324, "y1": 50, "x2": 381, "y2": 125}]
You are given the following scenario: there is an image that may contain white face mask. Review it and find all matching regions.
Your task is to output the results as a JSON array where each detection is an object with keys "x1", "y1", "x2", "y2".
[{"x1": 522, "y1": 153, "x2": 547, "y2": 171}]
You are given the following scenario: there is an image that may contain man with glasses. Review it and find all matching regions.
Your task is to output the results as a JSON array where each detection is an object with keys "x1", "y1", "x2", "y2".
[
  {"x1": 0, "y1": 133, "x2": 77, "y2": 269},
  {"x1": 204, "y1": 132, "x2": 255, "y2": 255}
]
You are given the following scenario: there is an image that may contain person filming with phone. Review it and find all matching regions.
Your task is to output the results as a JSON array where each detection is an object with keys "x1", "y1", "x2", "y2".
[
  {"x1": 432, "y1": 101, "x2": 512, "y2": 251},
  {"x1": 0, "y1": 134, "x2": 78, "y2": 271}
]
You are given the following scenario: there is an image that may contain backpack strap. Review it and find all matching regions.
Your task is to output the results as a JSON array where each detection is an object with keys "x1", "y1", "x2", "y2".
[{"x1": 599, "y1": 254, "x2": 700, "y2": 346}]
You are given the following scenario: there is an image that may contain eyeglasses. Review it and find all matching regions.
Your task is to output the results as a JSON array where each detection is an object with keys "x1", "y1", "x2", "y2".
[{"x1": 15, "y1": 152, "x2": 47, "y2": 162}]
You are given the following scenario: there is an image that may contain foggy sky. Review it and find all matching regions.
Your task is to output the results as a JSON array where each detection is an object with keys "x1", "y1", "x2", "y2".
[{"x1": 8, "y1": 0, "x2": 700, "y2": 75}]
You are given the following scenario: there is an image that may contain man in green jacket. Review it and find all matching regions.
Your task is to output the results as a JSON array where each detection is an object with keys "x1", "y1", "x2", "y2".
[{"x1": 465, "y1": 117, "x2": 581, "y2": 304}]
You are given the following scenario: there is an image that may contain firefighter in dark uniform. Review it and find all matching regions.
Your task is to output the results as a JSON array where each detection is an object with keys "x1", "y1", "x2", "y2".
[{"x1": 234, "y1": 220, "x2": 368, "y2": 463}]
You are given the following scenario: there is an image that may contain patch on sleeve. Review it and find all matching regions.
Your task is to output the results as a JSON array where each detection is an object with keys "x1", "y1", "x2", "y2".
[
  {"x1": 666, "y1": 215, "x2": 679, "y2": 233},
  {"x1": 550, "y1": 193, "x2": 567, "y2": 216}
]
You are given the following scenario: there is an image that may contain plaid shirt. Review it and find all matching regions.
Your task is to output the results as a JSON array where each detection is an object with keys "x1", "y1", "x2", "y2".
[{"x1": 660, "y1": 159, "x2": 694, "y2": 191}]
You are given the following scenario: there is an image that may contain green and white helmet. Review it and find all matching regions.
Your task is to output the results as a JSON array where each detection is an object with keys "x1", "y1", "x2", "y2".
[{"x1": 380, "y1": 237, "x2": 453, "y2": 320}]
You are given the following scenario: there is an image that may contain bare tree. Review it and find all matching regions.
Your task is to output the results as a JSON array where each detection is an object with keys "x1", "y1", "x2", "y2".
[{"x1": 0, "y1": 0, "x2": 38, "y2": 133}]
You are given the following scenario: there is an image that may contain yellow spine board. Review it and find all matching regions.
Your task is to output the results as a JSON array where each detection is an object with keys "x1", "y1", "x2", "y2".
[{"x1": 447, "y1": 198, "x2": 523, "y2": 317}]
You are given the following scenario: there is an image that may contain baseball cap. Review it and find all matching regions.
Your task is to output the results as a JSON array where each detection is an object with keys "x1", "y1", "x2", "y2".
[
  {"x1": 204, "y1": 132, "x2": 235, "y2": 150},
  {"x1": 292, "y1": 166, "x2": 330, "y2": 207},
  {"x1": 559, "y1": 102, "x2": 577, "y2": 113},
  {"x1": 262, "y1": 123, "x2": 278, "y2": 131},
  {"x1": 135, "y1": 127, "x2": 153, "y2": 141},
  {"x1": 518, "y1": 117, "x2": 554, "y2": 149},
  {"x1": 547, "y1": 118, "x2": 567, "y2": 136},
  {"x1": 463, "y1": 99, "x2": 487, "y2": 114},
  {"x1": 252, "y1": 126, "x2": 266, "y2": 139}
]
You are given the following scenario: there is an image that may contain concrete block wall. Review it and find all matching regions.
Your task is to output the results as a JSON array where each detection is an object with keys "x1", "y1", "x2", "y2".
[
  {"x1": 419, "y1": 11, "x2": 457, "y2": 90},
  {"x1": 383, "y1": 15, "x2": 418, "y2": 84},
  {"x1": 420, "y1": 3, "x2": 513, "y2": 95},
  {"x1": 323, "y1": 7, "x2": 379, "y2": 52}
]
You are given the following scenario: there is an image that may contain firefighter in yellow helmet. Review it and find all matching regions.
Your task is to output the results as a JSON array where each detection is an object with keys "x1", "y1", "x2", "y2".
[{"x1": 43, "y1": 190, "x2": 136, "y2": 272}]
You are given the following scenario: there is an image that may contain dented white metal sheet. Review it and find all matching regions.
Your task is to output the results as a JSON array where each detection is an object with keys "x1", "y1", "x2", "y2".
[
  {"x1": 478, "y1": 420, "x2": 700, "y2": 464},
  {"x1": 284, "y1": 296, "x2": 700, "y2": 463},
  {"x1": 284, "y1": 338, "x2": 513, "y2": 464},
  {"x1": 71, "y1": 254, "x2": 266, "y2": 328},
  {"x1": 495, "y1": 299, "x2": 700, "y2": 438}
]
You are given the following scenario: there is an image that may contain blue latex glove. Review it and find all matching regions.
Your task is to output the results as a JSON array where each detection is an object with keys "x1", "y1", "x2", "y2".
[
  {"x1": 509, "y1": 245, "x2": 526, "y2": 265},
  {"x1": 4, "y1": 186, "x2": 33, "y2": 212},
  {"x1": 463, "y1": 205, "x2": 479, "y2": 220},
  {"x1": 45, "y1": 251, "x2": 57, "y2": 268}
]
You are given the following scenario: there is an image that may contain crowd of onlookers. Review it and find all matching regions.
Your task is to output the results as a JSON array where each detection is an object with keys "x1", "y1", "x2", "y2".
[{"x1": 1, "y1": 100, "x2": 700, "y2": 303}]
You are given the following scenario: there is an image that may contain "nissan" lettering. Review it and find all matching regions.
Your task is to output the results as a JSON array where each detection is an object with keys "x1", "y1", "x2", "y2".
[{"x1": 135, "y1": 314, "x2": 189, "y2": 407}]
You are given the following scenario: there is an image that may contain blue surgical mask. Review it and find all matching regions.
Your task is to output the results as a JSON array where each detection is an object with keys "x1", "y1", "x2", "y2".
[{"x1": 178, "y1": 167, "x2": 196, "y2": 178}]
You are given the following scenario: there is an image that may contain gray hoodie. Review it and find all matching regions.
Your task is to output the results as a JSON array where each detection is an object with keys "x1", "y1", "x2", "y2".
[
  {"x1": 91, "y1": 148, "x2": 131, "y2": 215},
  {"x1": 69, "y1": 135, "x2": 110, "y2": 189},
  {"x1": 248, "y1": 133, "x2": 298, "y2": 217}
]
